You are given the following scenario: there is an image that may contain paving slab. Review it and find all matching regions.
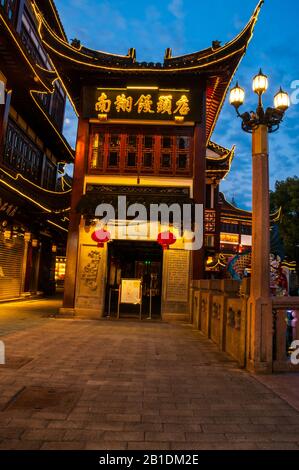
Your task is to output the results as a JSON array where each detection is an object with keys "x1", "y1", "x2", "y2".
[{"x1": 0, "y1": 298, "x2": 299, "y2": 450}]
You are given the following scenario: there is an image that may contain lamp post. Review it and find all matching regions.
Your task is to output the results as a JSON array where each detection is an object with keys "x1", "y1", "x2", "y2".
[{"x1": 230, "y1": 70, "x2": 290, "y2": 372}]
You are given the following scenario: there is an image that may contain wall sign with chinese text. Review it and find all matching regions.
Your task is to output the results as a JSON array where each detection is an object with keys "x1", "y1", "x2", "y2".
[{"x1": 82, "y1": 87, "x2": 201, "y2": 122}]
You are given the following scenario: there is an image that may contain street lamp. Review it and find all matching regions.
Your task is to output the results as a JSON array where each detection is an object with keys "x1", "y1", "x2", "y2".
[
  {"x1": 230, "y1": 70, "x2": 289, "y2": 133},
  {"x1": 229, "y1": 71, "x2": 290, "y2": 373}
]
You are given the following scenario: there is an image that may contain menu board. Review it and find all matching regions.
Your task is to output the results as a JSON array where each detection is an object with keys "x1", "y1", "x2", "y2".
[{"x1": 120, "y1": 279, "x2": 142, "y2": 305}]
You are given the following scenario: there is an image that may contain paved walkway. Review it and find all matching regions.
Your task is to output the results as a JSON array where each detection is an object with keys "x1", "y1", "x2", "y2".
[{"x1": 0, "y1": 298, "x2": 299, "y2": 450}]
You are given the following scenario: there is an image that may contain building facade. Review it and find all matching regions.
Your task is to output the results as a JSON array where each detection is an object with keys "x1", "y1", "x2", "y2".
[
  {"x1": 32, "y1": 1, "x2": 263, "y2": 320},
  {"x1": 0, "y1": 0, "x2": 73, "y2": 301}
]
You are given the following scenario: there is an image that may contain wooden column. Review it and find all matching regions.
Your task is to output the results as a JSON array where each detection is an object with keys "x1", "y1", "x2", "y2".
[
  {"x1": 62, "y1": 118, "x2": 89, "y2": 310},
  {"x1": 192, "y1": 118, "x2": 206, "y2": 280},
  {"x1": 214, "y1": 184, "x2": 221, "y2": 252}
]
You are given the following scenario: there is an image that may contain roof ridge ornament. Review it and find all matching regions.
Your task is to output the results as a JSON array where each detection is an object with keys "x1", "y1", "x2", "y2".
[
  {"x1": 128, "y1": 48, "x2": 136, "y2": 62},
  {"x1": 212, "y1": 40, "x2": 222, "y2": 50},
  {"x1": 164, "y1": 48, "x2": 172, "y2": 60},
  {"x1": 71, "y1": 38, "x2": 81, "y2": 49}
]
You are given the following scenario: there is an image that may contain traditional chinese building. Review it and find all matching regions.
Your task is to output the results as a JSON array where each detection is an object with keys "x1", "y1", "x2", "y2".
[
  {"x1": 32, "y1": 1, "x2": 263, "y2": 320},
  {"x1": 0, "y1": 0, "x2": 74, "y2": 301}
]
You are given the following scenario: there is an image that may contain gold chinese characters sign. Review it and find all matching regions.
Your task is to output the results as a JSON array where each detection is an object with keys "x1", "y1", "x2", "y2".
[{"x1": 82, "y1": 87, "x2": 199, "y2": 122}]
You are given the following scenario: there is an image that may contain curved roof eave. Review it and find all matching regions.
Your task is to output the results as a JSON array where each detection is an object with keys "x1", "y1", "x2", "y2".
[
  {"x1": 32, "y1": 1, "x2": 263, "y2": 143},
  {"x1": 33, "y1": 0, "x2": 263, "y2": 73},
  {"x1": 32, "y1": 0, "x2": 68, "y2": 42}
]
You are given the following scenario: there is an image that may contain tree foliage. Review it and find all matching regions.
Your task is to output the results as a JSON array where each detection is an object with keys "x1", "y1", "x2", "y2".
[{"x1": 270, "y1": 177, "x2": 299, "y2": 263}]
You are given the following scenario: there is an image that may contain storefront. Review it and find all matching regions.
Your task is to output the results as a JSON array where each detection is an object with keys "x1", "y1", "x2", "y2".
[
  {"x1": 0, "y1": 232, "x2": 26, "y2": 301},
  {"x1": 74, "y1": 183, "x2": 194, "y2": 320}
]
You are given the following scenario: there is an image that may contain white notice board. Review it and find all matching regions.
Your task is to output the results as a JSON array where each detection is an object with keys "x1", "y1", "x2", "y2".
[{"x1": 120, "y1": 279, "x2": 142, "y2": 305}]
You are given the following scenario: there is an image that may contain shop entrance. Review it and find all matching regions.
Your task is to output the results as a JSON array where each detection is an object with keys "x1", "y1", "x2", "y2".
[{"x1": 106, "y1": 240, "x2": 163, "y2": 319}]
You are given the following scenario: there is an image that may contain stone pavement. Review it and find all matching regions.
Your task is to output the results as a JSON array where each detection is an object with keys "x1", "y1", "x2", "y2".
[{"x1": 0, "y1": 298, "x2": 299, "y2": 450}]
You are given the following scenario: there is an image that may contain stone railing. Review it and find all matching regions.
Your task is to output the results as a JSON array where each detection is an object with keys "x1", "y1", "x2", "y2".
[
  {"x1": 272, "y1": 297, "x2": 299, "y2": 372},
  {"x1": 191, "y1": 280, "x2": 299, "y2": 373},
  {"x1": 191, "y1": 279, "x2": 248, "y2": 367}
]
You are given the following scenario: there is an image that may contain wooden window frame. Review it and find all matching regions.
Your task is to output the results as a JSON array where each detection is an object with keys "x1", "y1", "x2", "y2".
[{"x1": 88, "y1": 125, "x2": 193, "y2": 178}]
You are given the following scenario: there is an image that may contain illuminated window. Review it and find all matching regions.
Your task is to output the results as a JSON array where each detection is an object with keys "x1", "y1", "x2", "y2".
[{"x1": 88, "y1": 127, "x2": 192, "y2": 176}]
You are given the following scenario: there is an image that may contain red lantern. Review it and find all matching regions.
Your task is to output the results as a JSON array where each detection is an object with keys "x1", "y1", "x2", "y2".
[
  {"x1": 91, "y1": 229, "x2": 111, "y2": 248},
  {"x1": 157, "y1": 231, "x2": 176, "y2": 250}
]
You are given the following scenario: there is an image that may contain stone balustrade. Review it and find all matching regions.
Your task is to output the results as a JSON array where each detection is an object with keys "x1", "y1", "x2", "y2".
[{"x1": 191, "y1": 280, "x2": 299, "y2": 373}]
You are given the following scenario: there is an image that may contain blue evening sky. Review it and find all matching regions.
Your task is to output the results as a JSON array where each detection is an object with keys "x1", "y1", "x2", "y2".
[{"x1": 56, "y1": 0, "x2": 299, "y2": 210}]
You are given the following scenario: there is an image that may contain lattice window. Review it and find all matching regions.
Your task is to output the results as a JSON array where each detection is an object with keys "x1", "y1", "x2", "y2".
[
  {"x1": 4, "y1": 119, "x2": 43, "y2": 184},
  {"x1": 176, "y1": 136, "x2": 191, "y2": 172},
  {"x1": 43, "y1": 160, "x2": 56, "y2": 190},
  {"x1": 126, "y1": 135, "x2": 138, "y2": 168},
  {"x1": 142, "y1": 135, "x2": 154, "y2": 170},
  {"x1": 161, "y1": 136, "x2": 174, "y2": 170},
  {"x1": 88, "y1": 127, "x2": 193, "y2": 176},
  {"x1": 205, "y1": 210, "x2": 216, "y2": 233}
]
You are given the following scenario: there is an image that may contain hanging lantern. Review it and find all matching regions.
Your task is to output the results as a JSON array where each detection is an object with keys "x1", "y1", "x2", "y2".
[
  {"x1": 157, "y1": 231, "x2": 176, "y2": 250},
  {"x1": 52, "y1": 244, "x2": 57, "y2": 253},
  {"x1": 91, "y1": 228, "x2": 111, "y2": 248}
]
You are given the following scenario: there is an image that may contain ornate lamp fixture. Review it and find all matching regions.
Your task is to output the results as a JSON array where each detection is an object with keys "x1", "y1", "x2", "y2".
[{"x1": 230, "y1": 70, "x2": 290, "y2": 133}]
